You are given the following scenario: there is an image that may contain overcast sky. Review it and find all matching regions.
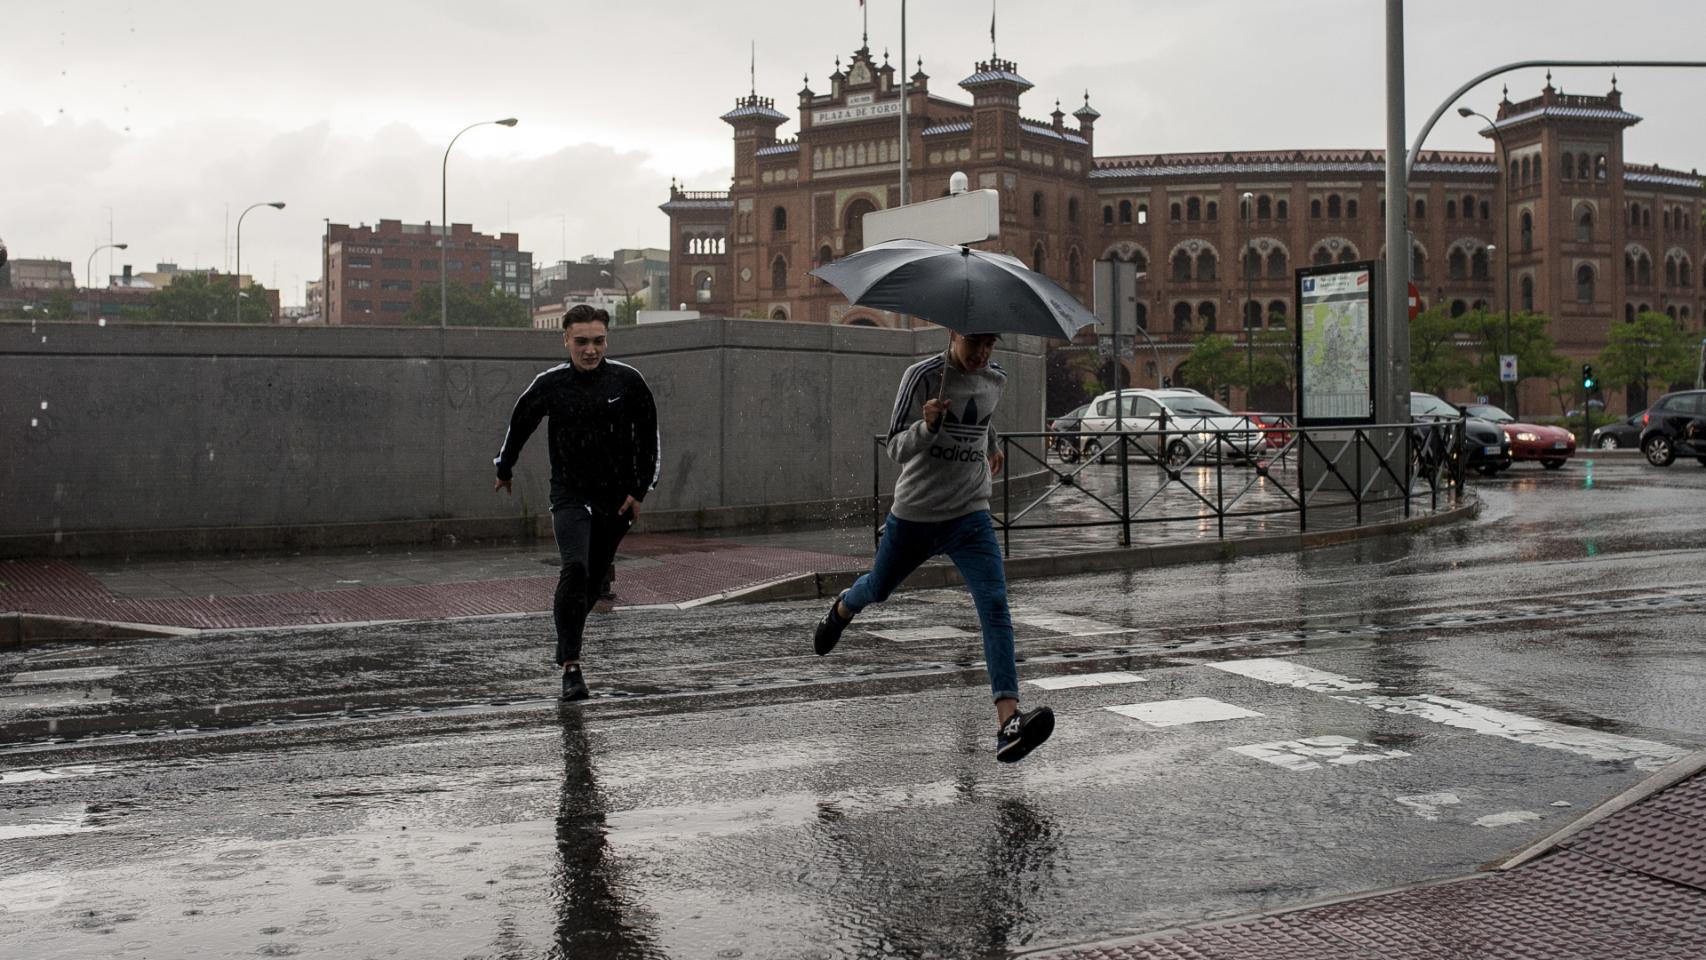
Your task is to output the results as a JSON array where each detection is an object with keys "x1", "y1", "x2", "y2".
[{"x1": 3, "y1": 0, "x2": 1703, "y2": 306}]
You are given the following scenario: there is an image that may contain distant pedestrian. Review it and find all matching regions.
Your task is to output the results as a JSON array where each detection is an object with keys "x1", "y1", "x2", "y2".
[
  {"x1": 494, "y1": 304, "x2": 659, "y2": 701},
  {"x1": 813, "y1": 332, "x2": 1053, "y2": 762}
]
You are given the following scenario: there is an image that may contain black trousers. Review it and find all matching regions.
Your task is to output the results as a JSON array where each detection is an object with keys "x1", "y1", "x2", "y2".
[{"x1": 551, "y1": 500, "x2": 631, "y2": 665}]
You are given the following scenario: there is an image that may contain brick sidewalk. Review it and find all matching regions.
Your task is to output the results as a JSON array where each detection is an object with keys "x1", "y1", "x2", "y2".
[
  {"x1": 1028, "y1": 761, "x2": 1706, "y2": 960},
  {"x1": 0, "y1": 533, "x2": 862, "y2": 630}
]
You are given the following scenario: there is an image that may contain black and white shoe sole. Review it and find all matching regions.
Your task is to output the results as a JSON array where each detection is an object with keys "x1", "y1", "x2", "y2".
[{"x1": 996, "y1": 707, "x2": 1055, "y2": 763}]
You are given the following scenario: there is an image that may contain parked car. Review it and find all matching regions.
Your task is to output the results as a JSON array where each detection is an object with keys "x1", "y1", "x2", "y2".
[
  {"x1": 1077, "y1": 388, "x2": 1263, "y2": 466},
  {"x1": 1410, "y1": 392, "x2": 1511, "y2": 475},
  {"x1": 1460, "y1": 403, "x2": 1576, "y2": 470},
  {"x1": 1588, "y1": 412, "x2": 1645, "y2": 450},
  {"x1": 1237, "y1": 412, "x2": 1295, "y2": 450},
  {"x1": 1047, "y1": 403, "x2": 1091, "y2": 462},
  {"x1": 1636, "y1": 389, "x2": 1706, "y2": 467}
]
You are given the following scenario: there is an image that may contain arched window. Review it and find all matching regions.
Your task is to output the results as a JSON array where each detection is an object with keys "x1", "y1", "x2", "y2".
[
  {"x1": 1576, "y1": 264, "x2": 1596, "y2": 303},
  {"x1": 1131, "y1": 250, "x2": 1148, "y2": 272},
  {"x1": 1257, "y1": 195, "x2": 1272, "y2": 219},
  {"x1": 1665, "y1": 259, "x2": 1678, "y2": 287},
  {"x1": 1638, "y1": 255, "x2": 1652, "y2": 286},
  {"x1": 1668, "y1": 304, "x2": 1678, "y2": 320},
  {"x1": 1412, "y1": 244, "x2": 1427, "y2": 280},
  {"x1": 1575, "y1": 206, "x2": 1593, "y2": 243},
  {"x1": 1199, "y1": 301, "x2": 1217, "y2": 330},
  {"x1": 1446, "y1": 247, "x2": 1473, "y2": 277},
  {"x1": 1169, "y1": 202, "x2": 1182, "y2": 222},
  {"x1": 1480, "y1": 201, "x2": 1490, "y2": 220},
  {"x1": 1138, "y1": 203, "x2": 1149, "y2": 222},
  {"x1": 1327, "y1": 194, "x2": 1342, "y2": 218},
  {"x1": 772, "y1": 206, "x2": 788, "y2": 232},
  {"x1": 1520, "y1": 275, "x2": 1534, "y2": 312},
  {"x1": 1186, "y1": 197, "x2": 1201, "y2": 221},
  {"x1": 1561, "y1": 152, "x2": 1574, "y2": 179},
  {"x1": 1625, "y1": 252, "x2": 1637, "y2": 285},
  {"x1": 1681, "y1": 257, "x2": 1693, "y2": 287},
  {"x1": 1337, "y1": 248, "x2": 1356, "y2": 264},
  {"x1": 1103, "y1": 204, "x2": 1114, "y2": 225},
  {"x1": 1346, "y1": 198, "x2": 1359, "y2": 219},
  {"x1": 1461, "y1": 194, "x2": 1475, "y2": 217},
  {"x1": 1415, "y1": 198, "x2": 1426, "y2": 219},
  {"x1": 1625, "y1": 303, "x2": 1636, "y2": 323},
  {"x1": 1242, "y1": 247, "x2": 1260, "y2": 278},
  {"x1": 1446, "y1": 199, "x2": 1457, "y2": 220},
  {"x1": 1268, "y1": 300, "x2": 1288, "y2": 327},
  {"x1": 1206, "y1": 200, "x2": 1218, "y2": 221},
  {"x1": 1173, "y1": 301, "x2": 1192, "y2": 329},
  {"x1": 1171, "y1": 249, "x2": 1192, "y2": 281},
  {"x1": 844, "y1": 197, "x2": 877, "y2": 252},
  {"x1": 1133, "y1": 302, "x2": 1149, "y2": 330},
  {"x1": 1450, "y1": 300, "x2": 1467, "y2": 318},
  {"x1": 1509, "y1": 159, "x2": 1519, "y2": 183},
  {"x1": 1276, "y1": 200, "x2": 1289, "y2": 220},
  {"x1": 1595, "y1": 154, "x2": 1607, "y2": 180},
  {"x1": 1630, "y1": 204, "x2": 1641, "y2": 227},
  {"x1": 1244, "y1": 300, "x2": 1263, "y2": 328},
  {"x1": 1068, "y1": 197, "x2": 1079, "y2": 224},
  {"x1": 771, "y1": 254, "x2": 788, "y2": 291},
  {"x1": 1312, "y1": 246, "x2": 1332, "y2": 266},
  {"x1": 1521, "y1": 211, "x2": 1534, "y2": 252},
  {"x1": 1643, "y1": 207, "x2": 1652, "y2": 228},
  {"x1": 1578, "y1": 154, "x2": 1591, "y2": 180},
  {"x1": 1664, "y1": 209, "x2": 1672, "y2": 231},
  {"x1": 1520, "y1": 156, "x2": 1531, "y2": 184},
  {"x1": 771, "y1": 307, "x2": 788, "y2": 321},
  {"x1": 1267, "y1": 248, "x2": 1286, "y2": 279},
  {"x1": 1032, "y1": 191, "x2": 1045, "y2": 218},
  {"x1": 1198, "y1": 249, "x2": 1218, "y2": 281},
  {"x1": 1471, "y1": 248, "x2": 1489, "y2": 280},
  {"x1": 1032, "y1": 242, "x2": 1046, "y2": 272},
  {"x1": 1068, "y1": 247, "x2": 1082, "y2": 283}
]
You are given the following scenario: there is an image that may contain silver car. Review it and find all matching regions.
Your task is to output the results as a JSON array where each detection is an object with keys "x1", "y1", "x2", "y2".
[{"x1": 1077, "y1": 388, "x2": 1264, "y2": 466}]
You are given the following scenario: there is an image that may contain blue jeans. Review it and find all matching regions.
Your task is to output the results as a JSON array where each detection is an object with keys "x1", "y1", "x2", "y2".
[{"x1": 842, "y1": 511, "x2": 1020, "y2": 702}]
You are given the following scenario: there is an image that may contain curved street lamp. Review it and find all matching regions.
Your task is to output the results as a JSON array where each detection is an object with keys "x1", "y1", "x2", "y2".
[
  {"x1": 599, "y1": 268, "x2": 632, "y2": 324},
  {"x1": 441, "y1": 118, "x2": 518, "y2": 328},
  {"x1": 235, "y1": 201, "x2": 286, "y2": 322},
  {"x1": 86, "y1": 242, "x2": 128, "y2": 323},
  {"x1": 1459, "y1": 106, "x2": 1514, "y2": 413},
  {"x1": 1241, "y1": 191, "x2": 1256, "y2": 406}
]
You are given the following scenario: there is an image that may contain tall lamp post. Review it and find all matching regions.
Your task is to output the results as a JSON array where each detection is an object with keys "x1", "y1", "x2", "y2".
[
  {"x1": 1241, "y1": 191, "x2": 1255, "y2": 407},
  {"x1": 235, "y1": 201, "x2": 286, "y2": 322},
  {"x1": 441, "y1": 117, "x2": 518, "y2": 328},
  {"x1": 1459, "y1": 106, "x2": 1514, "y2": 413},
  {"x1": 85, "y1": 242, "x2": 128, "y2": 323},
  {"x1": 599, "y1": 268, "x2": 632, "y2": 324}
]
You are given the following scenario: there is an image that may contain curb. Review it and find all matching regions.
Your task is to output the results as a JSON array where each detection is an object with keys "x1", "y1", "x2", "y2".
[
  {"x1": 1493, "y1": 747, "x2": 1706, "y2": 870},
  {"x1": 0, "y1": 611, "x2": 197, "y2": 650}
]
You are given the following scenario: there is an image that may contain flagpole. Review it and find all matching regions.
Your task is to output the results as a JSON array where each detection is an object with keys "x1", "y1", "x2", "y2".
[{"x1": 899, "y1": 0, "x2": 909, "y2": 205}]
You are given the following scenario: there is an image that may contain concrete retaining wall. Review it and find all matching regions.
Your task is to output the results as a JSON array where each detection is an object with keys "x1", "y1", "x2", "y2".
[{"x1": 0, "y1": 318, "x2": 1046, "y2": 556}]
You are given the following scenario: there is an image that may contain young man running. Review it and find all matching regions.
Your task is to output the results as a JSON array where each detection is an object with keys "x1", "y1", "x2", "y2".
[
  {"x1": 813, "y1": 331, "x2": 1054, "y2": 762},
  {"x1": 494, "y1": 304, "x2": 659, "y2": 701}
]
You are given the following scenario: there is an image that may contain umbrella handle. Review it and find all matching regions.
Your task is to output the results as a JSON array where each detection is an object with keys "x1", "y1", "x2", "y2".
[{"x1": 935, "y1": 350, "x2": 951, "y2": 402}]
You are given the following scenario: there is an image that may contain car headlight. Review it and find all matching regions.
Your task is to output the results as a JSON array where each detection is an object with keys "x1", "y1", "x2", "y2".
[{"x1": 1514, "y1": 432, "x2": 1540, "y2": 442}]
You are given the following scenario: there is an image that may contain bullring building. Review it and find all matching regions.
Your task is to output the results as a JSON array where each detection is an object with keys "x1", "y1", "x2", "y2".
[{"x1": 661, "y1": 43, "x2": 1703, "y2": 413}]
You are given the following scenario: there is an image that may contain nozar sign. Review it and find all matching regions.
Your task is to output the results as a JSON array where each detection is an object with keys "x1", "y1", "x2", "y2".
[{"x1": 861, "y1": 189, "x2": 1000, "y2": 248}]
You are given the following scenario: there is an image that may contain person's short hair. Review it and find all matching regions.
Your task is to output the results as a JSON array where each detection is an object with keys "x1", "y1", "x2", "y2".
[{"x1": 563, "y1": 304, "x2": 610, "y2": 329}]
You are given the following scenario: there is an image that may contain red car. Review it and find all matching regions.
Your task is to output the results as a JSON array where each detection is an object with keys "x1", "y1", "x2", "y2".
[{"x1": 1461, "y1": 403, "x2": 1576, "y2": 469}]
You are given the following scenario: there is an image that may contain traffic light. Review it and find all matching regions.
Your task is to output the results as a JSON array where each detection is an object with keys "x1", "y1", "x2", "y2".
[{"x1": 1581, "y1": 363, "x2": 1596, "y2": 391}]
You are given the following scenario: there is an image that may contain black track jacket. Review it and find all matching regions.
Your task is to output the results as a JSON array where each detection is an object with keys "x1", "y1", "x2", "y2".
[{"x1": 493, "y1": 359, "x2": 660, "y2": 511}]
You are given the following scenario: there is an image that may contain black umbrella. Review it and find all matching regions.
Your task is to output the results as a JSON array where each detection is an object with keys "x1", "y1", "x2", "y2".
[{"x1": 810, "y1": 238, "x2": 1097, "y2": 341}]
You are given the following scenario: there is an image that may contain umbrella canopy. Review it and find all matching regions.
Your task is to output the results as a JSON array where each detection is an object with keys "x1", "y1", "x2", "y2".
[{"x1": 809, "y1": 238, "x2": 1097, "y2": 340}]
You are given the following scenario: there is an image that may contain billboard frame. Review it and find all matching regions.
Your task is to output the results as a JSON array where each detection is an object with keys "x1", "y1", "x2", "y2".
[{"x1": 1294, "y1": 259, "x2": 1381, "y2": 427}]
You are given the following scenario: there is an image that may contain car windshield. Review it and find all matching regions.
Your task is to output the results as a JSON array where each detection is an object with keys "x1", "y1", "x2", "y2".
[
  {"x1": 1161, "y1": 396, "x2": 1234, "y2": 417},
  {"x1": 1463, "y1": 404, "x2": 1513, "y2": 422},
  {"x1": 1410, "y1": 394, "x2": 1459, "y2": 418}
]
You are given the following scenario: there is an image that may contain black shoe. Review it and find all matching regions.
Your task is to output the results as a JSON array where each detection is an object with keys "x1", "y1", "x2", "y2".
[
  {"x1": 996, "y1": 706, "x2": 1055, "y2": 763},
  {"x1": 813, "y1": 594, "x2": 851, "y2": 656},
  {"x1": 560, "y1": 667, "x2": 590, "y2": 702}
]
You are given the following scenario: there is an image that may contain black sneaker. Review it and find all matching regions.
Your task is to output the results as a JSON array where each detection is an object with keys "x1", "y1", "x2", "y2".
[
  {"x1": 996, "y1": 706, "x2": 1055, "y2": 763},
  {"x1": 560, "y1": 667, "x2": 590, "y2": 702},
  {"x1": 813, "y1": 594, "x2": 851, "y2": 656}
]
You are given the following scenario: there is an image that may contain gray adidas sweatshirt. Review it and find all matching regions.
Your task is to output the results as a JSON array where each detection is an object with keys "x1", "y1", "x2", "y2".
[{"x1": 885, "y1": 352, "x2": 1005, "y2": 522}]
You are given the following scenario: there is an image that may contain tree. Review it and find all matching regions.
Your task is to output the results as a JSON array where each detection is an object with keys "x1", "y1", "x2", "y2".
[
  {"x1": 1408, "y1": 305, "x2": 1473, "y2": 397},
  {"x1": 613, "y1": 294, "x2": 643, "y2": 326},
  {"x1": 1457, "y1": 309, "x2": 1568, "y2": 410},
  {"x1": 1182, "y1": 333, "x2": 1242, "y2": 398},
  {"x1": 402, "y1": 281, "x2": 530, "y2": 327},
  {"x1": 1247, "y1": 326, "x2": 1296, "y2": 403},
  {"x1": 44, "y1": 289, "x2": 74, "y2": 320},
  {"x1": 1598, "y1": 311, "x2": 1695, "y2": 408},
  {"x1": 147, "y1": 273, "x2": 272, "y2": 324}
]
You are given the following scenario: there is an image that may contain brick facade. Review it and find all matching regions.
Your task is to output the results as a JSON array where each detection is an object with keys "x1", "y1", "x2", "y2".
[{"x1": 324, "y1": 220, "x2": 531, "y2": 326}]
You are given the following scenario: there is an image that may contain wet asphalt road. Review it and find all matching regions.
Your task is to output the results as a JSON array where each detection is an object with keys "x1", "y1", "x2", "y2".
[{"x1": 3, "y1": 455, "x2": 1706, "y2": 959}]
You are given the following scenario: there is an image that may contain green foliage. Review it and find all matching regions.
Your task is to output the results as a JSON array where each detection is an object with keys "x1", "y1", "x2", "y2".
[
  {"x1": 1455, "y1": 309, "x2": 1569, "y2": 400},
  {"x1": 1248, "y1": 326, "x2": 1295, "y2": 394},
  {"x1": 402, "y1": 281, "x2": 531, "y2": 327},
  {"x1": 1407, "y1": 306, "x2": 1474, "y2": 396},
  {"x1": 1183, "y1": 333, "x2": 1243, "y2": 396},
  {"x1": 45, "y1": 289, "x2": 74, "y2": 321},
  {"x1": 147, "y1": 273, "x2": 272, "y2": 324},
  {"x1": 1597, "y1": 311, "x2": 1695, "y2": 405},
  {"x1": 613, "y1": 295, "x2": 642, "y2": 326}
]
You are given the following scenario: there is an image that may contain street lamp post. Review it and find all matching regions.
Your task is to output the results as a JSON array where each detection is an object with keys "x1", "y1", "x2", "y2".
[
  {"x1": 235, "y1": 201, "x2": 286, "y2": 322},
  {"x1": 1459, "y1": 106, "x2": 1513, "y2": 413},
  {"x1": 599, "y1": 268, "x2": 632, "y2": 324},
  {"x1": 440, "y1": 118, "x2": 518, "y2": 329},
  {"x1": 1241, "y1": 192, "x2": 1255, "y2": 408},
  {"x1": 85, "y1": 242, "x2": 128, "y2": 323}
]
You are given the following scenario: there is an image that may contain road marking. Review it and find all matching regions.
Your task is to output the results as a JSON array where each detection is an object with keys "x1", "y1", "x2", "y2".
[
  {"x1": 1106, "y1": 697, "x2": 1263, "y2": 727},
  {"x1": 866, "y1": 626, "x2": 977, "y2": 642},
  {"x1": 1475, "y1": 810, "x2": 1543, "y2": 828},
  {"x1": 0, "y1": 765, "x2": 118, "y2": 785},
  {"x1": 0, "y1": 805, "x2": 105, "y2": 841},
  {"x1": 1208, "y1": 657, "x2": 1687, "y2": 771},
  {"x1": 1229, "y1": 735, "x2": 1409, "y2": 771},
  {"x1": 1027, "y1": 671, "x2": 1146, "y2": 690},
  {"x1": 1012, "y1": 607, "x2": 1133, "y2": 637},
  {"x1": 8, "y1": 667, "x2": 123, "y2": 685},
  {"x1": 1208, "y1": 658, "x2": 1378, "y2": 692},
  {"x1": 1396, "y1": 792, "x2": 1462, "y2": 821}
]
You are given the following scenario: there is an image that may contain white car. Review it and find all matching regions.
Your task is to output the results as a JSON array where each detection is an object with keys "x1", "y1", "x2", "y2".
[{"x1": 1076, "y1": 388, "x2": 1264, "y2": 466}]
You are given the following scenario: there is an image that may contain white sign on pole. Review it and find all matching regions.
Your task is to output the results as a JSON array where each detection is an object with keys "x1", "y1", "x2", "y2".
[
  {"x1": 1499, "y1": 354, "x2": 1518, "y2": 383},
  {"x1": 862, "y1": 189, "x2": 1000, "y2": 247},
  {"x1": 1092, "y1": 259, "x2": 1139, "y2": 336}
]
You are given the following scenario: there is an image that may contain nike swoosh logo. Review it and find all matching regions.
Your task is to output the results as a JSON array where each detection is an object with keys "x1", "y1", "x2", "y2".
[{"x1": 607, "y1": 396, "x2": 621, "y2": 404}]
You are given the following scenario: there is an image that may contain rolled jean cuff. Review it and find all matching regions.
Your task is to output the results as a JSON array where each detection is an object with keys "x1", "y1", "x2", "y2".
[{"x1": 991, "y1": 688, "x2": 1020, "y2": 703}]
